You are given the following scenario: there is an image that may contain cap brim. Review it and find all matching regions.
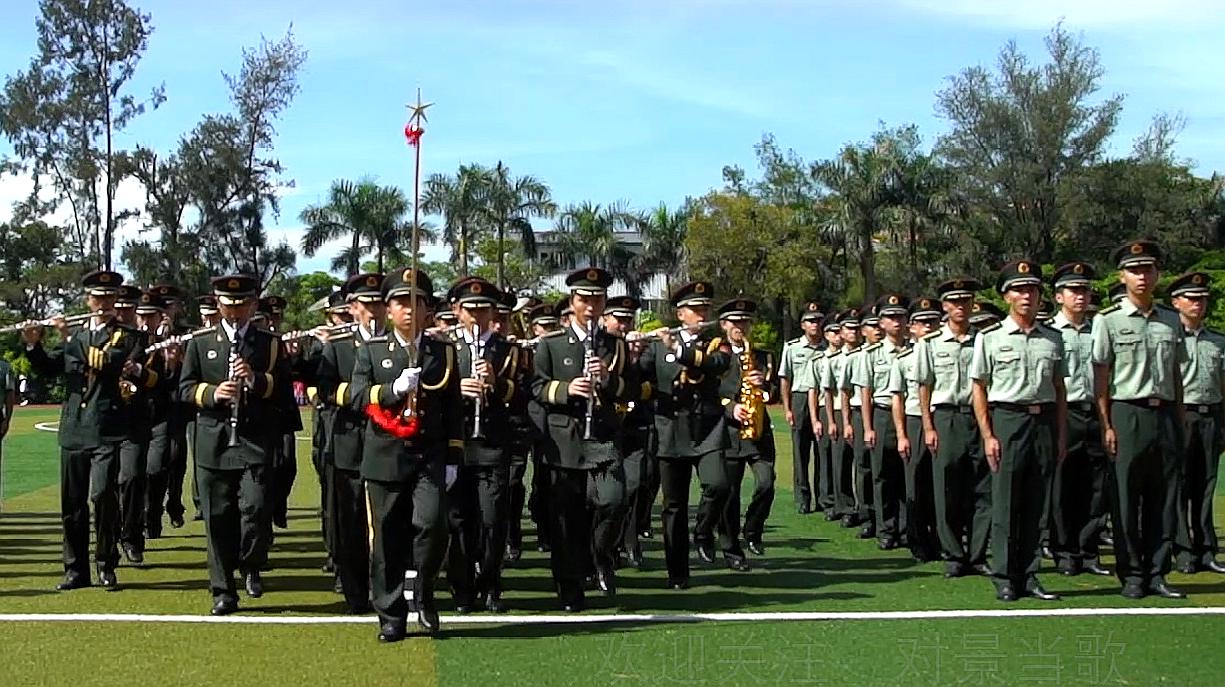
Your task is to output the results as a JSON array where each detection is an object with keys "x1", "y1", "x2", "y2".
[
  {"x1": 1173, "y1": 288, "x2": 1211, "y2": 298},
  {"x1": 800, "y1": 314, "x2": 824, "y2": 322},
  {"x1": 676, "y1": 297, "x2": 712, "y2": 307},
  {"x1": 1119, "y1": 257, "x2": 1157, "y2": 268},
  {"x1": 572, "y1": 287, "x2": 606, "y2": 296},
  {"x1": 1055, "y1": 278, "x2": 1091, "y2": 288},
  {"x1": 606, "y1": 309, "x2": 635, "y2": 318},
  {"x1": 385, "y1": 286, "x2": 431, "y2": 300},
  {"x1": 1001, "y1": 277, "x2": 1043, "y2": 290},
  {"x1": 941, "y1": 291, "x2": 974, "y2": 300},
  {"x1": 878, "y1": 307, "x2": 908, "y2": 317},
  {"x1": 87, "y1": 288, "x2": 120, "y2": 297},
  {"x1": 911, "y1": 313, "x2": 942, "y2": 322},
  {"x1": 720, "y1": 312, "x2": 752, "y2": 321},
  {"x1": 532, "y1": 317, "x2": 559, "y2": 325},
  {"x1": 216, "y1": 295, "x2": 252, "y2": 305}
]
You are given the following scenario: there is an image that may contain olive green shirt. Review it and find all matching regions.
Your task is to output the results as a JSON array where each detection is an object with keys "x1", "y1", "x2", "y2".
[
  {"x1": 778, "y1": 336, "x2": 823, "y2": 393},
  {"x1": 914, "y1": 324, "x2": 978, "y2": 406},
  {"x1": 1049, "y1": 312, "x2": 1094, "y2": 404},
  {"x1": 1180, "y1": 326, "x2": 1225, "y2": 405},
  {"x1": 1091, "y1": 299, "x2": 1187, "y2": 401},
  {"x1": 887, "y1": 346, "x2": 923, "y2": 417},
  {"x1": 851, "y1": 338, "x2": 904, "y2": 407},
  {"x1": 836, "y1": 345, "x2": 865, "y2": 408},
  {"x1": 970, "y1": 316, "x2": 1066, "y2": 404},
  {"x1": 819, "y1": 348, "x2": 846, "y2": 411}
]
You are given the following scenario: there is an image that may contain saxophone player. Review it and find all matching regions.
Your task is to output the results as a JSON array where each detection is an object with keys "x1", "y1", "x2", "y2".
[
  {"x1": 712, "y1": 298, "x2": 777, "y2": 567},
  {"x1": 178, "y1": 274, "x2": 293, "y2": 615}
]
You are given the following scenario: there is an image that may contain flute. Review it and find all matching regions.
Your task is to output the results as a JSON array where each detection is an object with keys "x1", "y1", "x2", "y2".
[{"x1": 0, "y1": 312, "x2": 95, "y2": 334}]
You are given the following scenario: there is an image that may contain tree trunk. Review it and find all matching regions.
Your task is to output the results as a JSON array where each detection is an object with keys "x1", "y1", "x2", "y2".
[
  {"x1": 496, "y1": 222, "x2": 506, "y2": 289},
  {"x1": 860, "y1": 226, "x2": 877, "y2": 303},
  {"x1": 350, "y1": 230, "x2": 361, "y2": 275},
  {"x1": 459, "y1": 229, "x2": 469, "y2": 274}
]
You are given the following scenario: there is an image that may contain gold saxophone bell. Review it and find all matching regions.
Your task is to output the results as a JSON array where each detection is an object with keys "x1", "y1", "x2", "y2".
[{"x1": 738, "y1": 340, "x2": 766, "y2": 441}]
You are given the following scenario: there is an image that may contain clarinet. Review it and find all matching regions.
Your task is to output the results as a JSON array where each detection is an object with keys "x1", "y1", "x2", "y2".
[
  {"x1": 227, "y1": 333, "x2": 242, "y2": 448},
  {"x1": 470, "y1": 323, "x2": 486, "y2": 440},
  {"x1": 583, "y1": 317, "x2": 597, "y2": 440}
]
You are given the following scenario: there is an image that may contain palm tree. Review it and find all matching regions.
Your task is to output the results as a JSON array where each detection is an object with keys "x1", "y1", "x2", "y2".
[
  {"x1": 420, "y1": 164, "x2": 490, "y2": 275},
  {"x1": 631, "y1": 202, "x2": 690, "y2": 298},
  {"x1": 551, "y1": 200, "x2": 639, "y2": 294},
  {"x1": 482, "y1": 161, "x2": 556, "y2": 289},
  {"x1": 300, "y1": 179, "x2": 407, "y2": 275},
  {"x1": 812, "y1": 143, "x2": 897, "y2": 302}
]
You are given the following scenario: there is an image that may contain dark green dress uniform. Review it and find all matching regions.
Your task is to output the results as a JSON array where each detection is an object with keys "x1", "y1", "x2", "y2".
[
  {"x1": 505, "y1": 304, "x2": 543, "y2": 561},
  {"x1": 186, "y1": 294, "x2": 220, "y2": 518},
  {"x1": 888, "y1": 297, "x2": 942, "y2": 561},
  {"x1": 532, "y1": 268, "x2": 633, "y2": 608},
  {"x1": 1092, "y1": 240, "x2": 1188, "y2": 598},
  {"x1": 852, "y1": 294, "x2": 910, "y2": 548},
  {"x1": 445, "y1": 277, "x2": 522, "y2": 611},
  {"x1": 605, "y1": 296, "x2": 655, "y2": 566},
  {"x1": 24, "y1": 270, "x2": 149, "y2": 588},
  {"x1": 259, "y1": 295, "x2": 300, "y2": 531},
  {"x1": 145, "y1": 284, "x2": 192, "y2": 534},
  {"x1": 713, "y1": 298, "x2": 777, "y2": 564},
  {"x1": 915, "y1": 278, "x2": 992, "y2": 576},
  {"x1": 637, "y1": 281, "x2": 732, "y2": 586},
  {"x1": 1168, "y1": 272, "x2": 1225, "y2": 573},
  {"x1": 1046, "y1": 263, "x2": 1110, "y2": 576},
  {"x1": 0, "y1": 358, "x2": 14, "y2": 500},
  {"x1": 779, "y1": 301, "x2": 823, "y2": 513},
  {"x1": 348, "y1": 267, "x2": 461, "y2": 638},
  {"x1": 970, "y1": 261, "x2": 1067, "y2": 600},
  {"x1": 523, "y1": 304, "x2": 561, "y2": 553},
  {"x1": 179, "y1": 275, "x2": 294, "y2": 611}
]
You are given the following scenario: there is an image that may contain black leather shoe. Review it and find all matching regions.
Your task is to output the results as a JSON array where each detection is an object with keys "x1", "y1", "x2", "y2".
[
  {"x1": 1121, "y1": 584, "x2": 1145, "y2": 600},
  {"x1": 378, "y1": 622, "x2": 406, "y2": 642},
  {"x1": 244, "y1": 571, "x2": 263, "y2": 598},
  {"x1": 596, "y1": 564, "x2": 617, "y2": 596},
  {"x1": 169, "y1": 515, "x2": 185, "y2": 529},
  {"x1": 97, "y1": 567, "x2": 118, "y2": 590},
  {"x1": 726, "y1": 557, "x2": 751, "y2": 572},
  {"x1": 1149, "y1": 581, "x2": 1187, "y2": 599},
  {"x1": 1028, "y1": 585, "x2": 1060, "y2": 601},
  {"x1": 146, "y1": 526, "x2": 162, "y2": 540},
  {"x1": 1084, "y1": 561, "x2": 1112, "y2": 577},
  {"x1": 824, "y1": 511, "x2": 838, "y2": 522},
  {"x1": 56, "y1": 571, "x2": 91, "y2": 591},
  {"x1": 970, "y1": 563, "x2": 992, "y2": 577},
  {"x1": 1059, "y1": 564, "x2": 1080, "y2": 576},
  {"x1": 857, "y1": 524, "x2": 876, "y2": 540},
  {"x1": 453, "y1": 601, "x2": 474, "y2": 614},
  {"x1": 840, "y1": 514, "x2": 859, "y2": 528},
  {"x1": 322, "y1": 558, "x2": 336, "y2": 574},
  {"x1": 417, "y1": 600, "x2": 440, "y2": 633},
  {"x1": 666, "y1": 577, "x2": 690, "y2": 590},
  {"x1": 1041, "y1": 545, "x2": 1054, "y2": 560},
  {"x1": 333, "y1": 576, "x2": 344, "y2": 594},
  {"x1": 877, "y1": 537, "x2": 898, "y2": 551},
  {"x1": 944, "y1": 563, "x2": 966, "y2": 579},
  {"x1": 625, "y1": 550, "x2": 644, "y2": 568},
  {"x1": 122, "y1": 543, "x2": 144, "y2": 565},
  {"x1": 504, "y1": 546, "x2": 522, "y2": 564},
  {"x1": 1205, "y1": 560, "x2": 1225, "y2": 574},
  {"x1": 1099, "y1": 532, "x2": 1114, "y2": 547},
  {"x1": 747, "y1": 540, "x2": 765, "y2": 556},
  {"x1": 996, "y1": 585, "x2": 1018, "y2": 602},
  {"x1": 696, "y1": 542, "x2": 716, "y2": 564},
  {"x1": 484, "y1": 594, "x2": 507, "y2": 614},
  {"x1": 797, "y1": 505, "x2": 811, "y2": 515},
  {"x1": 561, "y1": 596, "x2": 585, "y2": 613},
  {"x1": 210, "y1": 597, "x2": 238, "y2": 616},
  {"x1": 273, "y1": 514, "x2": 288, "y2": 529},
  {"x1": 1178, "y1": 561, "x2": 1198, "y2": 574},
  {"x1": 536, "y1": 541, "x2": 551, "y2": 553}
]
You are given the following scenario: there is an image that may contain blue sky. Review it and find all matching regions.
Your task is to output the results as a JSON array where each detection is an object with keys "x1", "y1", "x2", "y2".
[{"x1": 2, "y1": 0, "x2": 1223, "y2": 275}]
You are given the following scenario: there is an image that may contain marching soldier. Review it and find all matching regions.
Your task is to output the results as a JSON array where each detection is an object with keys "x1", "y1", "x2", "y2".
[
  {"x1": 187, "y1": 294, "x2": 221, "y2": 522},
  {"x1": 315, "y1": 274, "x2": 383, "y2": 613},
  {"x1": 889, "y1": 297, "x2": 943, "y2": 561},
  {"x1": 115, "y1": 286, "x2": 154, "y2": 564},
  {"x1": 603, "y1": 295, "x2": 654, "y2": 568},
  {"x1": 259, "y1": 295, "x2": 299, "y2": 530},
  {"x1": 915, "y1": 278, "x2": 992, "y2": 578},
  {"x1": 149, "y1": 284, "x2": 192, "y2": 533},
  {"x1": 1047, "y1": 262, "x2": 1111, "y2": 577},
  {"x1": 808, "y1": 319, "x2": 845, "y2": 521},
  {"x1": 23, "y1": 270, "x2": 150, "y2": 590},
  {"x1": 348, "y1": 266, "x2": 459, "y2": 640},
  {"x1": 532, "y1": 267, "x2": 633, "y2": 610},
  {"x1": 816, "y1": 311, "x2": 857, "y2": 525},
  {"x1": 311, "y1": 289, "x2": 351, "y2": 576},
  {"x1": 446, "y1": 276, "x2": 521, "y2": 613},
  {"x1": 179, "y1": 275, "x2": 294, "y2": 614},
  {"x1": 970, "y1": 260, "x2": 1067, "y2": 602},
  {"x1": 503, "y1": 295, "x2": 538, "y2": 563},
  {"x1": 835, "y1": 308, "x2": 873, "y2": 535},
  {"x1": 1168, "y1": 272, "x2": 1225, "y2": 575},
  {"x1": 0, "y1": 354, "x2": 12, "y2": 513},
  {"x1": 634, "y1": 281, "x2": 732, "y2": 589},
  {"x1": 854, "y1": 294, "x2": 909, "y2": 549},
  {"x1": 525, "y1": 303, "x2": 561, "y2": 552},
  {"x1": 778, "y1": 302, "x2": 823, "y2": 515},
  {"x1": 714, "y1": 297, "x2": 777, "y2": 564},
  {"x1": 1093, "y1": 240, "x2": 1187, "y2": 599}
]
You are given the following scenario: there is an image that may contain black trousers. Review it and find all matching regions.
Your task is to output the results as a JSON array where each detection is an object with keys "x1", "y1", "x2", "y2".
[
  {"x1": 1049, "y1": 405, "x2": 1109, "y2": 568},
  {"x1": 1109, "y1": 402, "x2": 1182, "y2": 587},
  {"x1": 636, "y1": 437, "x2": 660, "y2": 536},
  {"x1": 329, "y1": 465, "x2": 370, "y2": 612},
  {"x1": 870, "y1": 407, "x2": 905, "y2": 540},
  {"x1": 989, "y1": 406, "x2": 1056, "y2": 593},
  {"x1": 790, "y1": 391, "x2": 815, "y2": 510},
  {"x1": 719, "y1": 456, "x2": 775, "y2": 559},
  {"x1": 619, "y1": 426, "x2": 654, "y2": 556},
  {"x1": 831, "y1": 414, "x2": 856, "y2": 517},
  {"x1": 446, "y1": 463, "x2": 510, "y2": 604},
  {"x1": 117, "y1": 436, "x2": 147, "y2": 551},
  {"x1": 507, "y1": 445, "x2": 529, "y2": 551},
  {"x1": 144, "y1": 420, "x2": 172, "y2": 534},
  {"x1": 311, "y1": 415, "x2": 332, "y2": 561},
  {"x1": 851, "y1": 408, "x2": 874, "y2": 522},
  {"x1": 659, "y1": 451, "x2": 729, "y2": 581},
  {"x1": 197, "y1": 463, "x2": 270, "y2": 602},
  {"x1": 270, "y1": 432, "x2": 297, "y2": 526},
  {"x1": 815, "y1": 407, "x2": 836, "y2": 510},
  {"x1": 933, "y1": 408, "x2": 991, "y2": 567},
  {"x1": 61, "y1": 444, "x2": 121, "y2": 575},
  {"x1": 903, "y1": 416, "x2": 939, "y2": 561},
  {"x1": 1176, "y1": 406, "x2": 1223, "y2": 567},
  {"x1": 366, "y1": 465, "x2": 447, "y2": 627},
  {"x1": 527, "y1": 444, "x2": 551, "y2": 547},
  {"x1": 549, "y1": 453, "x2": 625, "y2": 605}
]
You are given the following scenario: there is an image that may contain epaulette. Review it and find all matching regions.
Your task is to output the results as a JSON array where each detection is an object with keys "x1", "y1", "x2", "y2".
[
  {"x1": 922, "y1": 330, "x2": 942, "y2": 340},
  {"x1": 865, "y1": 342, "x2": 883, "y2": 352},
  {"x1": 786, "y1": 337, "x2": 801, "y2": 345},
  {"x1": 896, "y1": 348, "x2": 914, "y2": 359},
  {"x1": 826, "y1": 349, "x2": 842, "y2": 357},
  {"x1": 1040, "y1": 316, "x2": 1055, "y2": 325},
  {"x1": 979, "y1": 322, "x2": 1002, "y2": 334},
  {"x1": 368, "y1": 335, "x2": 389, "y2": 344},
  {"x1": 541, "y1": 329, "x2": 566, "y2": 339},
  {"x1": 1098, "y1": 304, "x2": 1120, "y2": 315}
]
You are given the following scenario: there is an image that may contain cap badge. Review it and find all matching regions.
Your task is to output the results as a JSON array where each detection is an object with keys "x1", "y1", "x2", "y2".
[
  {"x1": 366, "y1": 276, "x2": 379, "y2": 287},
  {"x1": 1193, "y1": 274, "x2": 1205, "y2": 285},
  {"x1": 141, "y1": 295, "x2": 150, "y2": 303},
  {"x1": 921, "y1": 299, "x2": 931, "y2": 308},
  {"x1": 736, "y1": 300, "x2": 746, "y2": 310},
  {"x1": 586, "y1": 269, "x2": 599, "y2": 282},
  {"x1": 1018, "y1": 262, "x2": 1030, "y2": 274},
  {"x1": 99, "y1": 273, "x2": 112, "y2": 283},
  {"x1": 1130, "y1": 243, "x2": 1144, "y2": 255},
  {"x1": 471, "y1": 282, "x2": 483, "y2": 295},
  {"x1": 402, "y1": 268, "x2": 414, "y2": 282},
  {"x1": 953, "y1": 280, "x2": 964, "y2": 289},
  {"x1": 888, "y1": 295, "x2": 898, "y2": 305},
  {"x1": 1073, "y1": 264, "x2": 1084, "y2": 275},
  {"x1": 808, "y1": 302, "x2": 818, "y2": 311},
  {"x1": 694, "y1": 283, "x2": 706, "y2": 294},
  {"x1": 973, "y1": 303, "x2": 981, "y2": 312},
  {"x1": 227, "y1": 279, "x2": 240, "y2": 290}
]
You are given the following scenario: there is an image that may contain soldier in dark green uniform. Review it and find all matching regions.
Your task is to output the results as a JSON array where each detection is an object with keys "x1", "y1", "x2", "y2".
[
  {"x1": 22, "y1": 270, "x2": 150, "y2": 590},
  {"x1": 179, "y1": 274, "x2": 294, "y2": 614},
  {"x1": 779, "y1": 302, "x2": 823, "y2": 514},
  {"x1": 503, "y1": 295, "x2": 539, "y2": 564},
  {"x1": 445, "y1": 276, "x2": 521, "y2": 613},
  {"x1": 1168, "y1": 272, "x2": 1225, "y2": 575},
  {"x1": 187, "y1": 294, "x2": 221, "y2": 522},
  {"x1": 1047, "y1": 262, "x2": 1111, "y2": 577},
  {"x1": 1092, "y1": 239, "x2": 1187, "y2": 600},
  {"x1": 348, "y1": 266, "x2": 460, "y2": 640},
  {"x1": 0, "y1": 355, "x2": 13, "y2": 512},
  {"x1": 310, "y1": 289, "x2": 352, "y2": 577},
  {"x1": 854, "y1": 293, "x2": 910, "y2": 549},
  {"x1": 970, "y1": 260, "x2": 1067, "y2": 602},
  {"x1": 634, "y1": 281, "x2": 732, "y2": 588},
  {"x1": 526, "y1": 303, "x2": 562, "y2": 552},
  {"x1": 114, "y1": 285, "x2": 153, "y2": 564},
  {"x1": 604, "y1": 295, "x2": 654, "y2": 568},
  {"x1": 258, "y1": 295, "x2": 299, "y2": 531},
  {"x1": 714, "y1": 297, "x2": 777, "y2": 565},
  {"x1": 532, "y1": 267, "x2": 633, "y2": 609},
  {"x1": 148, "y1": 283, "x2": 191, "y2": 533},
  {"x1": 316, "y1": 273, "x2": 382, "y2": 613},
  {"x1": 915, "y1": 278, "x2": 992, "y2": 578}
]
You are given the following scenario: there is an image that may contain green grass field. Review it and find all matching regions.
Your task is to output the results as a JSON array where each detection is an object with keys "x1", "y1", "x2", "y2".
[{"x1": 2, "y1": 405, "x2": 1225, "y2": 685}]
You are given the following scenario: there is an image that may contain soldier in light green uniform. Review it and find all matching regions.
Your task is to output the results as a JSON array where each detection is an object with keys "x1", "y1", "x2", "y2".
[
  {"x1": 1047, "y1": 262, "x2": 1112, "y2": 577},
  {"x1": 853, "y1": 294, "x2": 909, "y2": 549},
  {"x1": 1092, "y1": 239, "x2": 1188, "y2": 600},
  {"x1": 915, "y1": 278, "x2": 992, "y2": 578},
  {"x1": 23, "y1": 270, "x2": 151, "y2": 591},
  {"x1": 970, "y1": 260, "x2": 1067, "y2": 602},
  {"x1": 810, "y1": 320, "x2": 844, "y2": 519},
  {"x1": 889, "y1": 297, "x2": 942, "y2": 561},
  {"x1": 822, "y1": 309, "x2": 862, "y2": 527},
  {"x1": 778, "y1": 301, "x2": 824, "y2": 515},
  {"x1": 1168, "y1": 272, "x2": 1225, "y2": 575}
]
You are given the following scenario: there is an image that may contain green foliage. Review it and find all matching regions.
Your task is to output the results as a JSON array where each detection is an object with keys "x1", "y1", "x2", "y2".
[
  {"x1": 750, "y1": 320, "x2": 779, "y2": 354},
  {"x1": 269, "y1": 271, "x2": 341, "y2": 331}
]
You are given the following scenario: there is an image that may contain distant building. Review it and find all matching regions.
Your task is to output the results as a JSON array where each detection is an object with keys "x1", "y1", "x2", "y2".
[{"x1": 531, "y1": 229, "x2": 670, "y2": 313}]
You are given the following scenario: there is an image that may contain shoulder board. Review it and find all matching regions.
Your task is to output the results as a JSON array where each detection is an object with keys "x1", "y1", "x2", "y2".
[
  {"x1": 367, "y1": 335, "x2": 389, "y2": 344},
  {"x1": 896, "y1": 348, "x2": 914, "y2": 359},
  {"x1": 542, "y1": 330, "x2": 566, "y2": 339},
  {"x1": 922, "y1": 330, "x2": 942, "y2": 340},
  {"x1": 1040, "y1": 316, "x2": 1055, "y2": 325},
  {"x1": 865, "y1": 342, "x2": 882, "y2": 352},
  {"x1": 826, "y1": 349, "x2": 841, "y2": 357},
  {"x1": 786, "y1": 337, "x2": 801, "y2": 345},
  {"x1": 1098, "y1": 305, "x2": 1120, "y2": 316},
  {"x1": 979, "y1": 322, "x2": 1002, "y2": 334}
]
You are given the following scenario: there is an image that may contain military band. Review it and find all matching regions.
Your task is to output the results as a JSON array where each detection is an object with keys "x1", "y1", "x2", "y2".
[{"x1": 9, "y1": 239, "x2": 1225, "y2": 641}]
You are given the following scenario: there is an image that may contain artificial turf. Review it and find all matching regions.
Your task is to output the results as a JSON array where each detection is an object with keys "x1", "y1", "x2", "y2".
[{"x1": 1, "y1": 406, "x2": 1224, "y2": 685}]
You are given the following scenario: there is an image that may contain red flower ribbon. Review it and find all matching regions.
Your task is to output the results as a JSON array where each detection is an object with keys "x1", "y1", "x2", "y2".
[
  {"x1": 366, "y1": 403, "x2": 420, "y2": 439},
  {"x1": 404, "y1": 123, "x2": 424, "y2": 147}
]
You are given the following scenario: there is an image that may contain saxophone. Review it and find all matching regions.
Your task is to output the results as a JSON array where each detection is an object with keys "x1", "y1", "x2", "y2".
[{"x1": 737, "y1": 339, "x2": 766, "y2": 441}]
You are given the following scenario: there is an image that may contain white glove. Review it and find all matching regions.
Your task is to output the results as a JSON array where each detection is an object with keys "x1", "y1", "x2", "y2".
[
  {"x1": 391, "y1": 366, "x2": 422, "y2": 396},
  {"x1": 445, "y1": 465, "x2": 459, "y2": 489}
]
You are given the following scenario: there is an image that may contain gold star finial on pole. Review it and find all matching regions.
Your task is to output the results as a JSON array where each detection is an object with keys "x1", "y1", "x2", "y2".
[{"x1": 407, "y1": 87, "x2": 433, "y2": 126}]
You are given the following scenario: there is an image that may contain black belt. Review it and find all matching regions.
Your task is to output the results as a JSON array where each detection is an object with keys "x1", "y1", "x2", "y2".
[
  {"x1": 932, "y1": 403, "x2": 973, "y2": 414},
  {"x1": 990, "y1": 402, "x2": 1054, "y2": 415},
  {"x1": 873, "y1": 403, "x2": 892, "y2": 411},
  {"x1": 1116, "y1": 398, "x2": 1173, "y2": 409},
  {"x1": 1188, "y1": 403, "x2": 1221, "y2": 415},
  {"x1": 1068, "y1": 401, "x2": 1094, "y2": 413}
]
